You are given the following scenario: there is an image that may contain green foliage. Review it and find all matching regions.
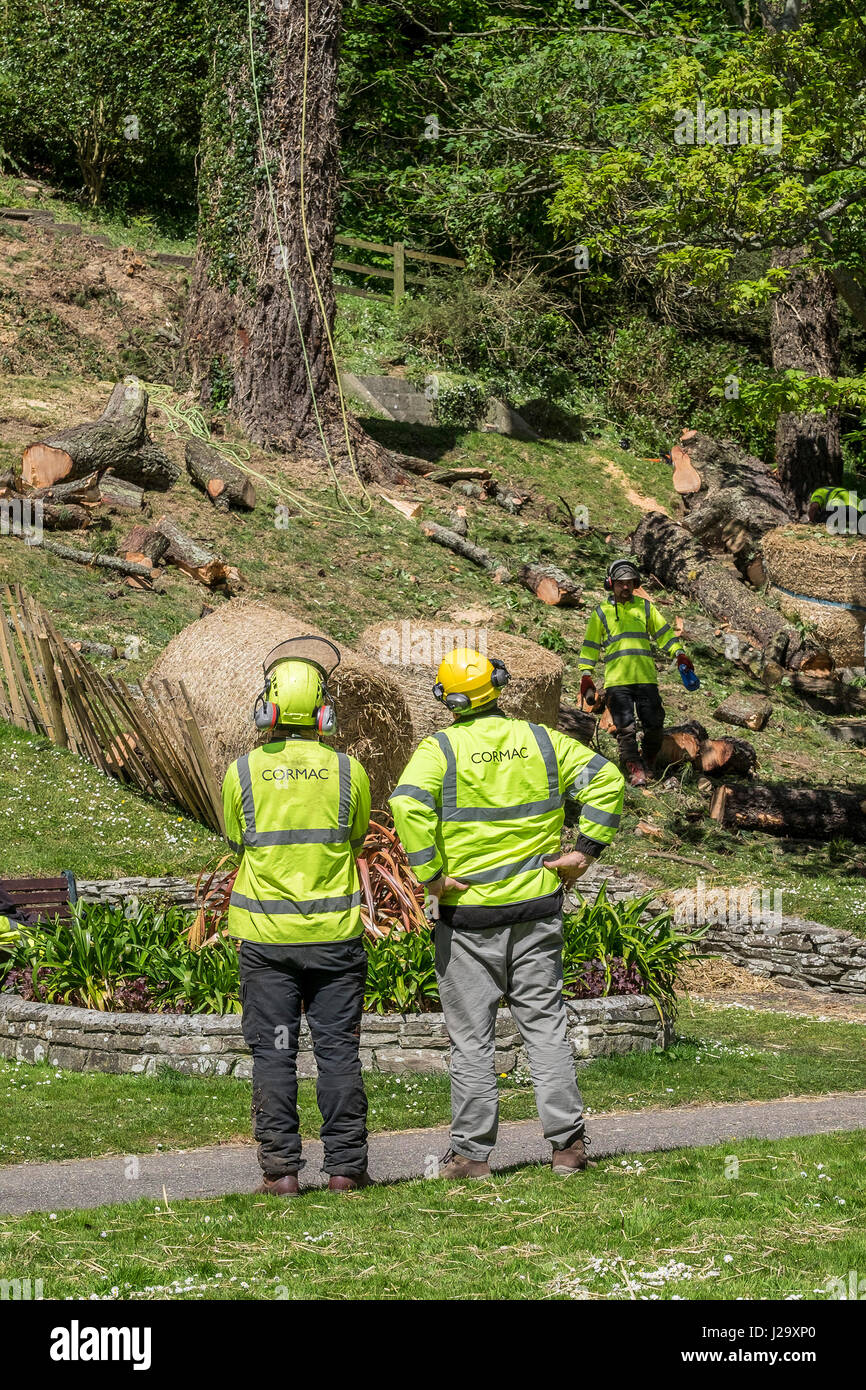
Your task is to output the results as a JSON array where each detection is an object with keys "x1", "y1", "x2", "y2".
[
  {"x1": 0, "y1": 0, "x2": 207, "y2": 220},
  {"x1": 433, "y1": 380, "x2": 488, "y2": 429},
  {"x1": 564, "y1": 883, "x2": 708, "y2": 1015},
  {"x1": 362, "y1": 930, "x2": 439, "y2": 1015}
]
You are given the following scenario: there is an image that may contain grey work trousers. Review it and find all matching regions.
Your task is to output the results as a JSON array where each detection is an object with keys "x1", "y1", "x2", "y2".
[{"x1": 434, "y1": 914, "x2": 585, "y2": 1161}]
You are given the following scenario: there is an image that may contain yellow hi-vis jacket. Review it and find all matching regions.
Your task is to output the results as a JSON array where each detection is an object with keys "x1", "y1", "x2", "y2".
[
  {"x1": 578, "y1": 595, "x2": 682, "y2": 687},
  {"x1": 389, "y1": 708, "x2": 624, "y2": 928},
  {"x1": 222, "y1": 737, "x2": 371, "y2": 945}
]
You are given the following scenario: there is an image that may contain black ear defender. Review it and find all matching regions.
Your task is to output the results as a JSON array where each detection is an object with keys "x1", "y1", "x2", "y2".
[
  {"x1": 432, "y1": 681, "x2": 472, "y2": 712},
  {"x1": 490, "y1": 657, "x2": 511, "y2": 689}
]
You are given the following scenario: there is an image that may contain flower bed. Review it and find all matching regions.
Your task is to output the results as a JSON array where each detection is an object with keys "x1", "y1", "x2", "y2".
[{"x1": 0, "y1": 886, "x2": 703, "y2": 1017}]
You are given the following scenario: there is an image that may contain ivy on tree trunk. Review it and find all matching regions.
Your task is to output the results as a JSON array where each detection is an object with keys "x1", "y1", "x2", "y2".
[{"x1": 183, "y1": 0, "x2": 388, "y2": 479}]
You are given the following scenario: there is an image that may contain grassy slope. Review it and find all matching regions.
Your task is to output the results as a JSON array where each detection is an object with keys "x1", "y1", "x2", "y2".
[
  {"x1": 0, "y1": 1131, "x2": 862, "y2": 1301},
  {"x1": 2, "y1": 1001, "x2": 863, "y2": 1164},
  {"x1": 0, "y1": 180, "x2": 863, "y2": 928}
]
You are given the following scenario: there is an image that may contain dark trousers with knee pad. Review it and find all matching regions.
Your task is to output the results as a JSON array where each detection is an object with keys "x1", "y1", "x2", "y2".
[
  {"x1": 606, "y1": 682, "x2": 665, "y2": 765},
  {"x1": 239, "y1": 938, "x2": 368, "y2": 1177}
]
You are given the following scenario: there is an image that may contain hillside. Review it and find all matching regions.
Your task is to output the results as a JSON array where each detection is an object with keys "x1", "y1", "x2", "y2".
[{"x1": 1, "y1": 180, "x2": 864, "y2": 933}]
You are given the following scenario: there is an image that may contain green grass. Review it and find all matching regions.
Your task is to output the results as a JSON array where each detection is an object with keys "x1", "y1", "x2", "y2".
[
  {"x1": 1, "y1": 1131, "x2": 862, "y2": 1300},
  {"x1": 0, "y1": 174, "x2": 195, "y2": 255},
  {"x1": 0, "y1": 722, "x2": 221, "y2": 879},
  {"x1": 2, "y1": 1001, "x2": 863, "y2": 1165}
]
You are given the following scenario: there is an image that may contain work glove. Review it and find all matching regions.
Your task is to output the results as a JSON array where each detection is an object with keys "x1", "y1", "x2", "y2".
[
  {"x1": 676, "y1": 654, "x2": 694, "y2": 673},
  {"x1": 580, "y1": 673, "x2": 597, "y2": 704}
]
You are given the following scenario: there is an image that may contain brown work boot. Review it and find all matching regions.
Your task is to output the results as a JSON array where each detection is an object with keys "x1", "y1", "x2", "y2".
[
  {"x1": 625, "y1": 759, "x2": 647, "y2": 788},
  {"x1": 551, "y1": 1136, "x2": 590, "y2": 1175},
  {"x1": 328, "y1": 1172, "x2": 372, "y2": 1192},
  {"x1": 437, "y1": 1148, "x2": 492, "y2": 1180},
  {"x1": 254, "y1": 1172, "x2": 300, "y2": 1196}
]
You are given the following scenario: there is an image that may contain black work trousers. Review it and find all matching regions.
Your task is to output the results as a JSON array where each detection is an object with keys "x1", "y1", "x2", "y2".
[
  {"x1": 606, "y1": 682, "x2": 665, "y2": 764},
  {"x1": 239, "y1": 938, "x2": 369, "y2": 1177}
]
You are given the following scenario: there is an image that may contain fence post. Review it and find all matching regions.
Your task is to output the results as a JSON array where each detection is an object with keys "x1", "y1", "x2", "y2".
[{"x1": 392, "y1": 240, "x2": 405, "y2": 304}]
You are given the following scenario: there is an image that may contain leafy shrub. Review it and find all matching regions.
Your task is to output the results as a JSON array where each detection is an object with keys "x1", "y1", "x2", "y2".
[
  {"x1": 433, "y1": 380, "x2": 488, "y2": 429},
  {"x1": 363, "y1": 929, "x2": 438, "y2": 1015},
  {"x1": 563, "y1": 883, "x2": 707, "y2": 1016},
  {"x1": 0, "y1": 888, "x2": 703, "y2": 1016}
]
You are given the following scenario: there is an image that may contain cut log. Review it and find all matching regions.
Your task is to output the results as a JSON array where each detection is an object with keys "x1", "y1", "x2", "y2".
[
  {"x1": 419, "y1": 521, "x2": 511, "y2": 582},
  {"x1": 710, "y1": 781, "x2": 866, "y2": 842},
  {"x1": 698, "y1": 737, "x2": 757, "y2": 777},
  {"x1": 826, "y1": 718, "x2": 866, "y2": 747},
  {"x1": 33, "y1": 537, "x2": 155, "y2": 580},
  {"x1": 119, "y1": 525, "x2": 169, "y2": 566},
  {"x1": 713, "y1": 693, "x2": 772, "y2": 731},
  {"x1": 556, "y1": 703, "x2": 596, "y2": 746},
  {"x1": 155, "y1": 515, "x2": 242, "y2": 593},
  {"x1": 98, "y1": 470, "x2": 147, "y2": 513},
  {"x1": 21, "y1": 381, "x2": 179, "y2": 491},
  {"x1": 631, "y1": 511, "x2": 812, "y2": 665},
  {"x1": 31, "y1": 470, "x2": 101, "y2": 505},
  {"x1": 656, "y1": 729, "x2": 702, "y2": 767},
  {"x1": 427, "y1": 467, "x2": 491, "y2": 486},
  {"x1": 517, "y1": 563, "x2": 581, "y2": 607},
  {"x1": 69, "y1": 640, "x2": 121, "y2": 660},
  {"x1": 184, "y1": 438, "x2": 256, "y2": 511},
  {"x1": 670, "y1": 444, "x2": 702, "y2": 494},
  {"x1": 448, "y1": 506, "x2": 469, "y2": 536},
  {"x1": 39, "y1": 501, "x2": 92, "y2": 531}
]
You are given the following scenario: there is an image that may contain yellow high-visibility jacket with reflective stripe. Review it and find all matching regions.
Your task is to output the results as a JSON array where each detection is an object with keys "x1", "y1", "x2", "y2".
[
  {"x1": 578, "y1": 595, "x2": 682, "y2": 687},
  {"x1": 389, "y1": 710, "x2": 624, "y2": 915},
  {"x1": 221, "y1": 737, "x2": 371, "y2": 945}
]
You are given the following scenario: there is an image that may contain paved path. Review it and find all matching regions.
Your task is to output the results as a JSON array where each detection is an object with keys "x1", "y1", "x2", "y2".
[{"x1": 2, "y1": 1092, "x2": 864, "y2": 1216}]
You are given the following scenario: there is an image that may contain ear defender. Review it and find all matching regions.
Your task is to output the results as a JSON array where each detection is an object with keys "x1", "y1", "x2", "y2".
[
  {"x1": 316, "y1": 703, "x2": 337, "y2": 734},
  {"x1": 490, "y1": 657, "x2": 510, "y2": 689},
  {"x1": 254, "y1": 692, "x2": 278, "y2": 733}
]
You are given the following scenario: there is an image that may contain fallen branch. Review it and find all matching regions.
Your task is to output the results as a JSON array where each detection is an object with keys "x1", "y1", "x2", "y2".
[
  {"x1": 155, "y1": 515, "x2": 242, "y2": 593},
  {"x1": 518, "y1": 562, "x2": 581, "y2": 607},
  {"x1": 420, "y1": 521, "x2": 511, "y2": 582},
  {"x1": 29, "y1": 537, "x2": 155, "y2": 579}
]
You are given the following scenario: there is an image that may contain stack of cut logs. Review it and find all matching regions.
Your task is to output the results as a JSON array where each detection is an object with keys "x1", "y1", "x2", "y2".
[{"x1": 5, "y1": 380, "x2": 252, "y2": 594}]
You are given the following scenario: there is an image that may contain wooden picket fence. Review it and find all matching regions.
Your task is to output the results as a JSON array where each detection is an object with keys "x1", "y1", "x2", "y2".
[
  {"x1": 0, "y1": 584, "x2": 225, "y2": 835},
  {"x1": 334, "y1": 235, "x2": 465, "y2": 305}
]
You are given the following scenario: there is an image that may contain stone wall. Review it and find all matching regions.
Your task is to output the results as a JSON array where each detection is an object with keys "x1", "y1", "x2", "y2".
[{"x1": 0, "y1": 991, "x2": 670, "y2": 1078}]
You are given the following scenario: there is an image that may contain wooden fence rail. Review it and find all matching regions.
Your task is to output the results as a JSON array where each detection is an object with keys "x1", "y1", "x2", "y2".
[
  {"x1": 0, "y1": 584, "x2": 224, "y2": 835},
  {"x1": 334, "y1": 236, "x2": 465, "y2": 305}
]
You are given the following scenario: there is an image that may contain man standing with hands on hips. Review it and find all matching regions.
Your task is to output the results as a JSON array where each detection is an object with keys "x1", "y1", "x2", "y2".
[{"x1": 390, "y1": 647, "x2": 625, "y2": 1180}]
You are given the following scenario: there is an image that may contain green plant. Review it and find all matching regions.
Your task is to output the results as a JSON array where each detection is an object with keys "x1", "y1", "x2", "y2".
[
  {"x1": 362, "y1": 929, "x2": 438, "y2": 1014},
  {"x1": 564, "y1": 883, "x2": 709, "y2": 1016},
  {"x1": 433, "y1": 380, "x2": 489, "y2": 429}
]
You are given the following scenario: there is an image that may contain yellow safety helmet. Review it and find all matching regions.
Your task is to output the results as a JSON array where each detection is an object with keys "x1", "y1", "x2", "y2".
[
  {"x1": 253, "y1": 636, "x2": 339, "y2": 734},
  {"x1": 433, "y1": 647, "x2": 510, "y2": 714}
]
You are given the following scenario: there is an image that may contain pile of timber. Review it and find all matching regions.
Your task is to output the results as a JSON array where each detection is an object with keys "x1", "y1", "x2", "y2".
[
  {"x1": 2, "y1": 381, "x2": 245, "y2": 593},
  {"x1": 676, "y1": 431, "x2": 794, "y2": 576},
  {"x1": 710, "y1": 781, "x2": 866, "y2": 843},
  {"x1": 631, "y1": 511, "x2": 819, "y2": 668},
  {"x1": 655, "y1": 719, "x2": 757, "y2": 778}
]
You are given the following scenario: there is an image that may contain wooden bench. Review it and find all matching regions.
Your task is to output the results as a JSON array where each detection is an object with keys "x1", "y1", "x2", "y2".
[{"x1": 0, "y1": 872, "x2": 78, "y2": 925}]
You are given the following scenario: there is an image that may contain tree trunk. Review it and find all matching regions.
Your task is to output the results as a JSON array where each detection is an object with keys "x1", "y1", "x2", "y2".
[
  {"x1": 760, "y1": 3, "x2": 842, "y2": 511},
  {"x1": 183, "y1": 0, "x2": 390, "y2": 481},
  {"x1": 770, "y1": 248, "x2": 842, "y2": 510},
  {"x1": 631, "y1": 511, "x2": 814, "y2": 665},
  {"x1": 710, "y1": 781, "x2": 866, "y2": 842}
]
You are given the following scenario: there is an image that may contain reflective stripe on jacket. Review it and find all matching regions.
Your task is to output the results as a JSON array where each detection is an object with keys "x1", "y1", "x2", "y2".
[
  {"x1": 222, "y1": 738, "x2": 371, "y2": 944},
  {"x1": 389, "y1": 710, "x2": 624, "y2": 913},
  {"x1": 578, "y1": 595, "x2": 681, "y2": 686}
]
